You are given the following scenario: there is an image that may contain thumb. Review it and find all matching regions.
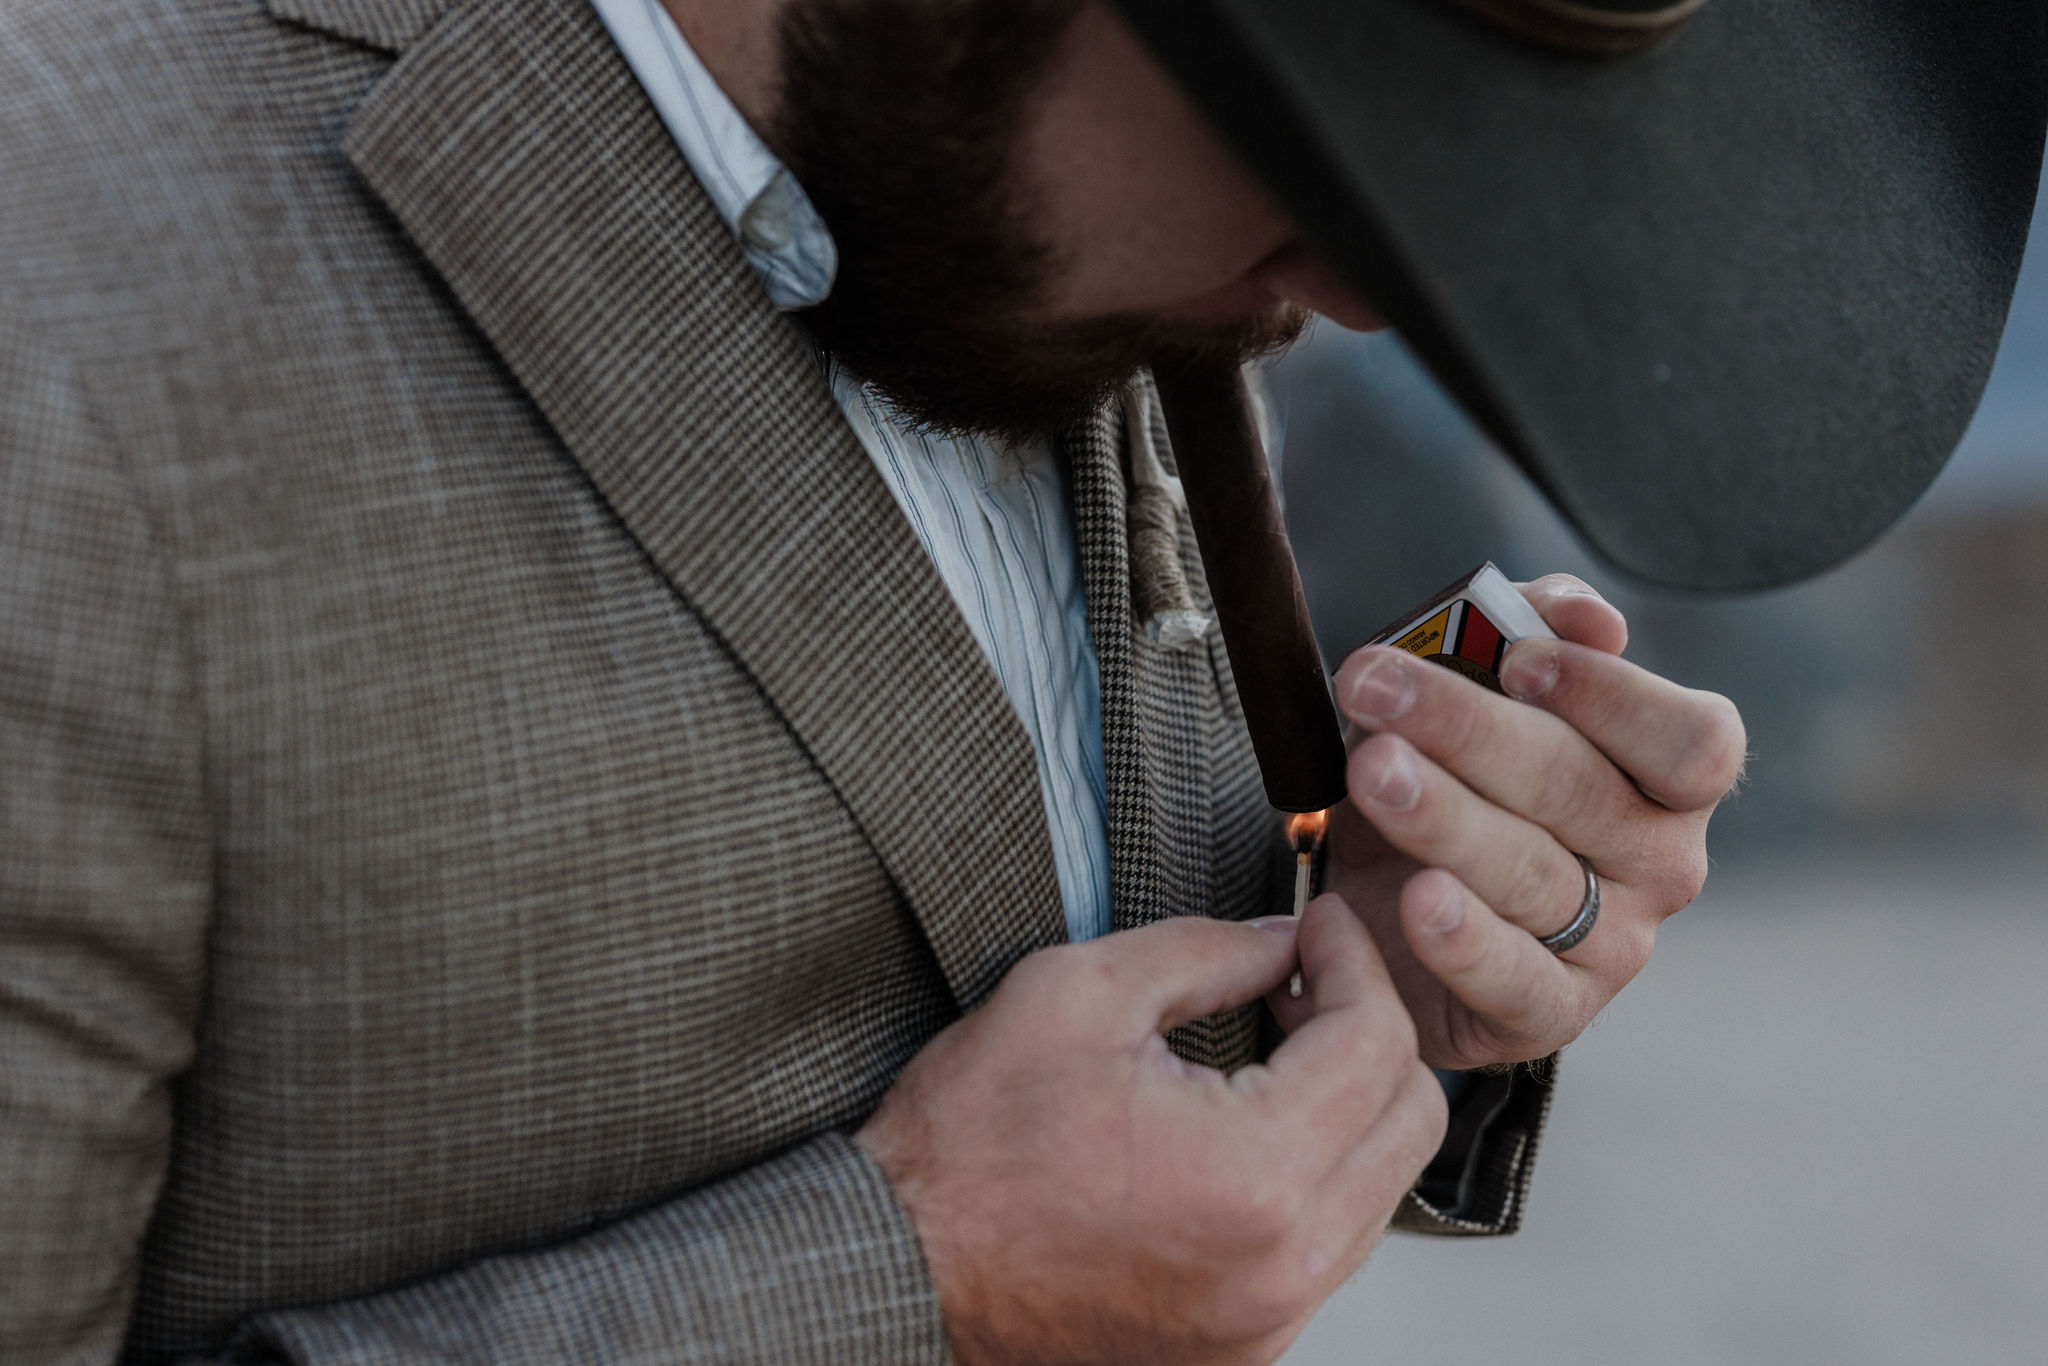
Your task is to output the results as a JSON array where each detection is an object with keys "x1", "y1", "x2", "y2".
[{"x1": 1090, "y1": 915, "x2": 1301, "y2": 1035}]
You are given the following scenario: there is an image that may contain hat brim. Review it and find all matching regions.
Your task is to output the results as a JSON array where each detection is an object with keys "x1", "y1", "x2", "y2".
[{"x1": 1113, "y1": 0, "x2": 2048, "y2": 590}]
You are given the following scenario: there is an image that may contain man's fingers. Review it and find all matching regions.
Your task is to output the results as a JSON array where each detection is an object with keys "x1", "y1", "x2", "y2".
[
  {"x1": 1290, "y1": 891, "x2": 1396, "y2": 1017},
  {"x1": 1394, "y1": 868, "x2": 1605, "y2": 1068},
  {"x1": 1499, "y1": 638, "x2": 1747, "y2": 813},
  {"x1": 1260, "y1": 888, "x2": 1385, "y2": 1037},
  {"x1": 1337, "y1": 647, "x2": 1644, "y2": 863},
  {"x1": 1346, "y1": 731, "x2": 1590, "y2": 937},
  {"x1": 1511, "y1": 576, "x2": 1745, "y2": 812},
  {"x1": 1517, "y1": 574, "x2": 1628, "y2": 655},
  {"x1": 1068, "y1": 914, "x2": 1302, "y2": 1035},
  {"x1": 1337, "y1": 638, "x2": 1742, "y2": 865},
  {"x1": 1250, "y1": 897, "x2": 1420, "y2": 1174}
]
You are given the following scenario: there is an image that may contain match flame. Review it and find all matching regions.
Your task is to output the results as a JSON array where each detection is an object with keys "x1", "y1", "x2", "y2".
[{"x1": 1286, "y1": 808, "x2": 1330, "y2": 854}]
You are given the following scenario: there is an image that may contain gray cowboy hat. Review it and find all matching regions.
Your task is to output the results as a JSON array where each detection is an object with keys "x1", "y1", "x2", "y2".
[{"x1": 1112, "y1": 0, "x2": 2048, "y2": 590}]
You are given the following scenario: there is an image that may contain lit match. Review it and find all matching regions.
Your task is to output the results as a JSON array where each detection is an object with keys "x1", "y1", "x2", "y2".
[{"x1": 1285, "y1": 808, "x2": 1330, "y2": 997}]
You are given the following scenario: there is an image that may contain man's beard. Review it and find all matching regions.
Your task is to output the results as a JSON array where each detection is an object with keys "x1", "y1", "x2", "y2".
[{"x1": 774, "y1": 0, "x2": 1308, "y2": 443}]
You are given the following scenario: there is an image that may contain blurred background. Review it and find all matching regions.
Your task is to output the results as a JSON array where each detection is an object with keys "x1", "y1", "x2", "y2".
[{"x1": 1277, "y1": 157, "x2": 2048, "y2": 1363}]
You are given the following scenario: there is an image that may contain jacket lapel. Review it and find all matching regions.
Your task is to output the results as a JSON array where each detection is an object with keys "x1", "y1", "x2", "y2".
[
  {"x1": 1064, "y1": 406, "x2": 1170, "y2": 930},
  {"x1": 266, "y1": 0, "x2": 452, "y2": 50},
  {"x1": 292, "y1": 0, "x2": 1067, "y2": 1009},
  {"x1": 1066, "y1": 386, "x2": 1235, "y2": 936},
  {"x1": 1069, "y1": 395, "x2": 1268, "y2": 1069}
]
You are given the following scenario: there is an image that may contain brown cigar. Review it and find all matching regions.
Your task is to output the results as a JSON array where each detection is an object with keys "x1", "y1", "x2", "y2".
[{"x1": 1150, "y1": 352, "x2": 1347, "y2": 814}]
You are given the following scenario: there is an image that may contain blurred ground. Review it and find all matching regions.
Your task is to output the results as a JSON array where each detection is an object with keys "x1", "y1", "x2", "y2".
[{"x1": 1282, "y1": 852, "x2": 2048, "y2": 1366}]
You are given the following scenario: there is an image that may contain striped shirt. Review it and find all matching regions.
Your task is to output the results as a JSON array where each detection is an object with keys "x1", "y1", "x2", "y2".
[{"x1": 590, "y1": 0, "x2": 1113, "y2": 942}]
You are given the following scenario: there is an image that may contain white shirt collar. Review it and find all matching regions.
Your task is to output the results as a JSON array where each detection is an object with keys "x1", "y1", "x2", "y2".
[{"x1": 590, "y1": 0, "x2": 839, "y2": 311}]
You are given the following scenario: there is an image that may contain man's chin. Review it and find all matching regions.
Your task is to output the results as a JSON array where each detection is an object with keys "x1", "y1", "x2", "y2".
[{"x1": 773, "y1": 0, "x2": 1313, "y2": 443}]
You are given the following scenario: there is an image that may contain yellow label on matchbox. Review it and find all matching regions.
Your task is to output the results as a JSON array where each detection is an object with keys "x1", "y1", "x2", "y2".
[
  {"x1": 1394, "y1": 607, "x2": 1454, "y2": 658},
  {"x1": 1366, "y1": 563, "x2": 1556, "y2": 695}
]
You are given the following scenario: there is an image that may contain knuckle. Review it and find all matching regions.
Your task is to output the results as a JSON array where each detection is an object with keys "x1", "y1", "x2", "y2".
[
  {"x1": 1637, "y1": 830, "x2": 1710, "y2": 916},
  {"x1": 1667, "y1": 841, "x2": 1711, "y2": 911},
  {"x1": 1007, "y1": 943, "x2": 1079, "y2": 996},
  {"x1": 1004, "y1": 945, "x2": 1109, "y2": 1028},
  {"x1": 1434, "y1": 685, "x2": 1488, "y2": 759},
  {"x1": 1539, "y1": 738, "x2": 1636, "y2": 835},
  {"x1": 1664, "y1": 693, "x2": 1747, "y2": 806},
  {"x1": 1530, "y1": 759, "x2": 1599, "y2": 833},
  {"x1": 1431, "y1": 908, "x2": 1493, "y2": 977},
  {"x1": 1503, "y1": 842, "x2": 1572, "y2": 929},
  {"x1": 1229, "y1": 1164, "x2": 1307, "y2": 1239},
  {"x1": 1350, "y1": 731, "x2": 1416, "y2": 799}
]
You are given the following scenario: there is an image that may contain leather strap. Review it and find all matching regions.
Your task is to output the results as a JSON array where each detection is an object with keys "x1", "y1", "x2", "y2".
[{"x1": 1445, "y1": 0, "x2": 1710, "y2": 56}]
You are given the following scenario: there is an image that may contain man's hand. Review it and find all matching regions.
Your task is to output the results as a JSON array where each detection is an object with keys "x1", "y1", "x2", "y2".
[
  {"x1": 854, "y1": 902, "x2": 1446, "y2": 1366},
  {"x1": 1313, "y1": 574, "x2": 1745, "y2": 1071}
]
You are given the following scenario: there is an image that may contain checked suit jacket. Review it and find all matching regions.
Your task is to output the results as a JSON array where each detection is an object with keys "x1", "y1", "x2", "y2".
[{"x1": 0, "y1": 0, "x2": 1553, "y2": 1360}]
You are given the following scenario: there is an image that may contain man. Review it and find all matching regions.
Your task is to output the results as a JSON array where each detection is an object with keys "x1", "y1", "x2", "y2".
[{"x1": 13, "y1": 0, "x2": 2024, "y2": 1361}]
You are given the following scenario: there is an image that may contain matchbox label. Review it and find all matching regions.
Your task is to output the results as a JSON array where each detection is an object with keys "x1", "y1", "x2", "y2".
[
  {"x1": 1390, "y1": 599, "x2": 1510, "y2": 692},
  {"x1": 1365, "y1": 563, "x2": 1553, "y2": 697}
]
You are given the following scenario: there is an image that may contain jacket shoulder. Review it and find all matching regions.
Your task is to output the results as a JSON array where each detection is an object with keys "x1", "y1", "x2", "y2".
[{"x1": 0, "y1": 0, "x2": 391, "y2": 330}]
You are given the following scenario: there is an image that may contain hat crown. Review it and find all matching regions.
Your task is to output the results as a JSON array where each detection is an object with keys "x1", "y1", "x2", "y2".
[{"x1": 1446, "y1": 0, "x2": 1709, "y2": 55}]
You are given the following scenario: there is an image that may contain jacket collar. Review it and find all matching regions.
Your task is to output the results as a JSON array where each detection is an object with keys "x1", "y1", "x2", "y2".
[{"x1": 286, "y1": 0, "x2": 1069, "y2": 1008}]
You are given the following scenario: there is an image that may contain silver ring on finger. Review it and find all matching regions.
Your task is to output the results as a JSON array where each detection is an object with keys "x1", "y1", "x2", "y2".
[{"x1": 1537, "y1": 854, "x2": 1601, "y2": 956}]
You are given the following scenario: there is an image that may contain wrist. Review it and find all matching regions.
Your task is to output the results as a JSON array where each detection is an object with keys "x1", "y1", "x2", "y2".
[{"x1": 855, "y1": 1116, "x2": 1002, "y2": 1366}]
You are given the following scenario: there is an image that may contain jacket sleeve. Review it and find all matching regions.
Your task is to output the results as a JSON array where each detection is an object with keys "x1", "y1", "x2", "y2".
[
  {"x1": 0, "y1": 325, "x2": 950, "y2": 1366},
  {"x1": 220, "y1": 1133, "x2": 947, "y2": 1366},
  {"x1": 0, "y1": 326, "x2": 215, "y2": 1363},
  {"x1": 1391, "y1": 1060, "x2": 1556, "y2": 1236}
]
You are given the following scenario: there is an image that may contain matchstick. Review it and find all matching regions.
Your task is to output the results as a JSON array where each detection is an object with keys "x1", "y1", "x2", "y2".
[
  {"x1": 1289, "y1": 846, "x2": 1311, "y2": 998},
  {"x1": 1285, "y1": 807, "x2": 1328, "y2": 998}
]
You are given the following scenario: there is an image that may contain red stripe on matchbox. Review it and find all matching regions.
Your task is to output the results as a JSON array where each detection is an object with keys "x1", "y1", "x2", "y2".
[{"x1": 1459, "y1": 608, "x2": 1506, "y2": 672}]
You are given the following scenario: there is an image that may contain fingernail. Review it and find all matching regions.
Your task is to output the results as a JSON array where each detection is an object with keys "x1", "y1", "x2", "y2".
[
  {"x1": 1249, "y1": 916, "x2": 1300, "y2": 935},
  {"x1": 1418, "y1": 883, "x2": 1464, "y2": 936},
  {"x1": 1500, "y1": 639, "x2": 1560, "y2": 701},
  {"x1": 1342, "y1": 654, "x2": 1416, "y2": 723},
  {"x1": 1360, "y1": 743, "x2": 1421, "y2": 811}
]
